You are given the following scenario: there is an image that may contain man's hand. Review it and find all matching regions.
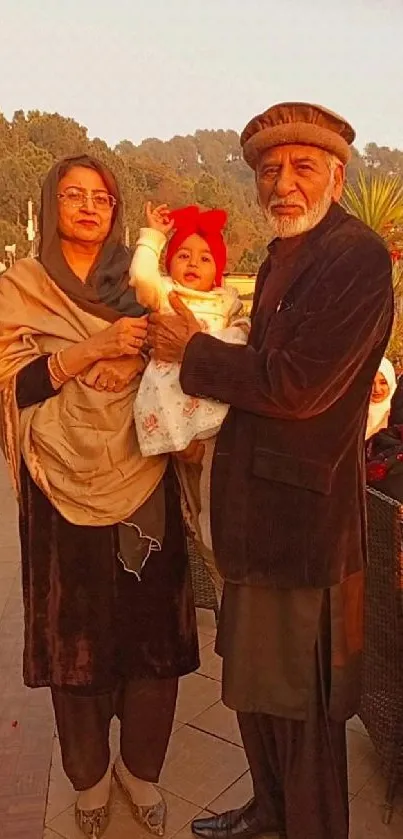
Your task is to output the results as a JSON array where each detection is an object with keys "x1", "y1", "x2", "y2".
[
  {"x1": 148, "y1": 292, "x2": 201, "y2": 362},
  {"x1": 80, "y1": 355, "x2": 145, "y2": 392},
  {"x1": 175, "y1": 440, "x2": 205, "y2": 465},
  {"x1": 145, "y1": 202, "x2": 174, "y2": 235}
]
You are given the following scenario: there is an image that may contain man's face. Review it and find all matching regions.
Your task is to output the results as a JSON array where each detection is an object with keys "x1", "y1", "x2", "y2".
[{"x1": 255, "y1": 144, "x2": 344, "y2": 239}]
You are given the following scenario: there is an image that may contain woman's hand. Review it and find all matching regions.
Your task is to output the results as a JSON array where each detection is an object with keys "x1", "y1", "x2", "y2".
[
  {"x1": 53, "y1": 317, "x2": 149, "y2": 386},
  {"x1": 90, "y1": 316, "x2": 149, "y2": 360},
  {"x1": 175, "y1": 439, "x2": 205, "y2": 465},
  {"x1": 80, "y1": 356, "x2": 145, "y2": 392}
]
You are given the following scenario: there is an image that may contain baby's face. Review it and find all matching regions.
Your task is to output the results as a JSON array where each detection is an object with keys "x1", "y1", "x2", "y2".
[{"x1": 170, "y1": 234, "x2": 216, "y2": 292}]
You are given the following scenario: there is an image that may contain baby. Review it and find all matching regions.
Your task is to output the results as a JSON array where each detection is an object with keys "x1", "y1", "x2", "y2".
[{"x1": 129, "y1": 203, "x2": 249, "y2": 571}]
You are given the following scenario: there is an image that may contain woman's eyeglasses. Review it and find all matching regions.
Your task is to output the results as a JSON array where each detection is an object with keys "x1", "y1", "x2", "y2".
[{"x1": 57, "y1": 187, "x2": 117, "y2": 211}]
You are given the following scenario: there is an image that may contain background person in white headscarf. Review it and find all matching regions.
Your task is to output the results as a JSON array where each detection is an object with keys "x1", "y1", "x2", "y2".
[{"x1": 366, "y1": 357, "x2": 397, "y2": 440}]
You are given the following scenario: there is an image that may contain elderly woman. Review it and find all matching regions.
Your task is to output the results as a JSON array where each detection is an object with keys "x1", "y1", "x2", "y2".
[{"x1": 0, "y1": 155, "x2": 199, "y2": 838}]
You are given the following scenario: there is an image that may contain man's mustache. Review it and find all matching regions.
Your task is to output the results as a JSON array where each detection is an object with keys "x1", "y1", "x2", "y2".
[{"x1": 267, "y1": 198, "x2": 307, "y2": 211}]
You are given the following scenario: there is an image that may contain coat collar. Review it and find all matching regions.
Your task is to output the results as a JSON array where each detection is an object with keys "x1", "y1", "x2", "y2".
[
  {"x1": 263, "y1": 203, "x2": 349, "y2": 312},
  {"x1": 267, "y1": 202, "x2": 348, "y2": 255}
]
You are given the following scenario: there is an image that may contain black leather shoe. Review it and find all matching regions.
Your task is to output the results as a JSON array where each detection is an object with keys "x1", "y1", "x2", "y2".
[{"x1": 191, "y1": 799, "x2": 282, "y2": 839}]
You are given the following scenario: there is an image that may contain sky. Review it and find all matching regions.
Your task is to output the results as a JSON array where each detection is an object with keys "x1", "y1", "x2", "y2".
[{"x1": 1, "y1": 0, "x2": 402, "y2": 152}]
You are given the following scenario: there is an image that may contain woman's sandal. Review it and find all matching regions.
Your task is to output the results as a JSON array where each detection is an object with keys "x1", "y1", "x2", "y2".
[
  {"x1": 113, "y1": 762, "x2": 167, "y2": 836},
  {"x1": 74, "y1": 801, "x2": 110, "y2": 838}
]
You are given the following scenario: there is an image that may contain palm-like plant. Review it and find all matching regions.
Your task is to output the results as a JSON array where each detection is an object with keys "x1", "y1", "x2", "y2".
[
  {"x1": 393, "y1": 260, "x2": 403, "y2": 295},
  {"x1": 386, "y1": 254, "x2": 403, "y2": 366},
  {"x1": 343, "y1": 172, "x2": 403, "y2": 364},
  {"x1": 342, "y1": 171, "x2": 403, "y2": 252},
  {"x1": 386, "y1": 315, "x2": 403, "y2": 367}
]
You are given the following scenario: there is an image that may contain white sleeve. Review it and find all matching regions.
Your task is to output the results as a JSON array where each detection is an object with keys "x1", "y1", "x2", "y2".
[
  {"x1": 211, "y1": 318, "x2": 251, "y2": 345},
  {"x1": 129, "y1": 228, "x2": 167, "y2": 311},
  {"x1": 228, "y1": 295, "x2": 244, "y2": 321}
]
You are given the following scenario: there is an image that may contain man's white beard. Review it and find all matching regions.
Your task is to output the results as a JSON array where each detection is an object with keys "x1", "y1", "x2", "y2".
[{"x1": 261, "y1": 179, "x2": 335, "y2": 241}]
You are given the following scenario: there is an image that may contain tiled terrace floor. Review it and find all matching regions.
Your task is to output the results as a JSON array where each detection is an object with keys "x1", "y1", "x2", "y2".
[{"x1": 1, "y1": 456, "x2": 403, "y2": 838}]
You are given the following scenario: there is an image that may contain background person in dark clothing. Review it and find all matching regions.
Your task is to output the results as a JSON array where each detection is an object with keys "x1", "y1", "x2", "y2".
[{"x1": 389, "y1": 373, "x2": 403, "y2": 425}]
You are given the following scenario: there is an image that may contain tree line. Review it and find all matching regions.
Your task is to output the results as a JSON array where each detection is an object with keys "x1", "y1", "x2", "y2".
[{"x1": 1, "y1": 109, "x2": 403, "y2": 272}]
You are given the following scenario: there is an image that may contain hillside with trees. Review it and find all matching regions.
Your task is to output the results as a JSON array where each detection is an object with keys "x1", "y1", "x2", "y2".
[{"x1": 0, "y1": 109, "x2": 403, "y2": 274}]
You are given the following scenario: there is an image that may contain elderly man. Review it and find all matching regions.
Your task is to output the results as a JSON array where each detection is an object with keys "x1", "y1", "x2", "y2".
[{"x1": 148, "y1": 103, "x2": 393, "y2": 839}]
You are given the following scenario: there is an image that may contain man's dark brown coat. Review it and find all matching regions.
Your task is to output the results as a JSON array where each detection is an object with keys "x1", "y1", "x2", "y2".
[{"x1": 180, "y1": 204, "x2": 394, "y2": 589}]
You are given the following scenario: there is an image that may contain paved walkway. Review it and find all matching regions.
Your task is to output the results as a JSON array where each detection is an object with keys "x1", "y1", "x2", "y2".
[
  {"x1": 0, "y1": 457, "x2": 55, "y2": 839},
  {"x1": 1, "y1": 456, "x2": 403, "y2": 838}
]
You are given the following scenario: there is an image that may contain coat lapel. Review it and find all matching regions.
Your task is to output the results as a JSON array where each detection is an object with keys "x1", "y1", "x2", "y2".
[{"x1": 255, "y1": 203, "x2": 349, "y2": 319}]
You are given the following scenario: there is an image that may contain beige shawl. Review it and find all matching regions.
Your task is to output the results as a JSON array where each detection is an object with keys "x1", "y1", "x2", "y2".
[{"x1": 0, "y1": 258, "x2": 166, "y2": 525}]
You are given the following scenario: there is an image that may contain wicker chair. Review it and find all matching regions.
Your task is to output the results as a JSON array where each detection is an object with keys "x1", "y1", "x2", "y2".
[
  {"x1": 187, "y1": 537, "x2": 219, "y2": 622},
  {"x1": 359, "y1": 487, "x2": 403, "y2": 823}
]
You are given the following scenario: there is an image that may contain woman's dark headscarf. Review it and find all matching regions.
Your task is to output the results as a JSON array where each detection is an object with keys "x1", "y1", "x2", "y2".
[{"x1": 39, "y1": 154, "x2": 145, "y2": 322}]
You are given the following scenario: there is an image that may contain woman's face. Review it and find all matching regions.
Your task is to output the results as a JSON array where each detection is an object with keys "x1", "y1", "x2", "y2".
[
  {"x1": 57, "y1": 166, "x2": 115, "y2": 246},
  {"x1": 371, "y1": 372, "x2": 390, "y2": 404}
]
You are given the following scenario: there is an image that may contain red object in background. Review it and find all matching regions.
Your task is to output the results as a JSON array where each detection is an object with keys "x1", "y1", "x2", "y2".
[
  {"x1": 367, "y1": 462, "x2": 388, "y2": 482},
  {"x1": 390, "y1": 249, "x2": 402, "y2": 263},
  {"x1": 11, "y1": 720, "x2": 18, "y2": 728}
]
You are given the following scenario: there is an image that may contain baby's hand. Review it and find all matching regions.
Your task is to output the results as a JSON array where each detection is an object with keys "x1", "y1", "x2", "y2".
[{"x1": 145, "y1": 202, "x2": 174, "y2": 235}]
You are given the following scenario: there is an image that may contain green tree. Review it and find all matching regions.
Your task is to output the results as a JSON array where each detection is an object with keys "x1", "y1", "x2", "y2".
[
  {"x1": 363, "y1": 143, "x2": 403, "y2": 177},
  {"x1": 0, "y1": 115, "x2": 12, "y2": 158},
  {"x1": 0, "y1": 158, "x2": 30, "y2": 223},
  {"x1": 11, "y1": 110, "x2": 28, "y2": 153},
  {"x1": 26, "y1": 112, "x2": 89, "y2": 159}
]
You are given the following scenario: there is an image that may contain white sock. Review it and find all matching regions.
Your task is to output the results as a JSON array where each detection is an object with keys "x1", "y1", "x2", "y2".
[
  {"x1": 115, "y1": 753, "x2": 162, "y2": 806},
  {"x1": 77, "y1": 764, "x2": 112, "y2": 811}
]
